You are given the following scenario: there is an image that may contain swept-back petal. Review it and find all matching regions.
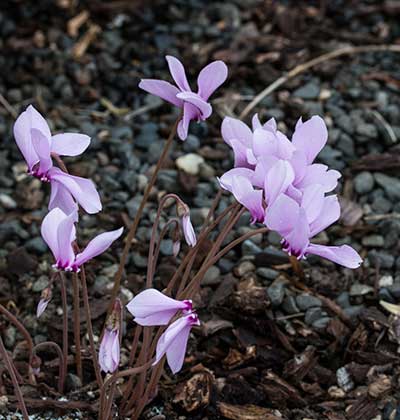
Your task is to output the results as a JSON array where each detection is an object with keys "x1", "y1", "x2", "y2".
[
  {"x1": 49, "y1": 168, "x2": 102, "y2": 214},
  {"x1": 284, "y1": 208, "x2": 310, "y2": 258},
  {"x1": 176, "y1": 92, "x2": 212, "y2": 119},
  {"x1": 177, "y1": 102, "x2": 198, "y2": 141},
  {"x1": 251, "y1": 114, "x2": 262, "y2": 130},
  {"x1": 139, "y1": 79, "x2": 183, "y2": 108},
  {"x1": 218, "y1": 167, "x2": 255, "y2": 191},
  {"x1": 265, "y1": 194, "x2": 300, "y2": 236},
  {"x1": 31, "y1": 128, "x2": 52, "y2": 175},
  {"x1": 13, "y1": 108, "x2": 39, "y2": 170},
  {"x1": 51, "y1": 133, "x2": 90, "y2": 157},
  {"x1": 197, "y1": 60, "x2": 228, "y2": 100},
  {"x1": 73, "y1": 227, "x2": 123, "y2": 268},
  {"x1": 296, "y1": 163, "x2": 341, "y2": 193},
  {"x1": 307, "y1": 244, "x2": 363, "y2": 269},
  {"x1": 126, "y1": 288, "x2": 189, "y2": 325},
  {"x1": 292, "y1": 116, "x2": 328, "y2": 164},
  {"x1": 309, "y1": 194, "x2": 340, "y2": 236},
  {"x1": 232, "y1": 176, "x2": 264, "y2": 223},
  {"x1": 166, "y1": 55, "x2": 191, "y2": 92},
  {"x1": 252, "y1": 155, "x2": 279, "y2": 188},
  {"x1": 41, "y1": 207, "x2": 67, "y2": 261},
  {"x1": 222, "y1": 117, "x2": 252, "y2": 147},
  {"x1": 56, "y1": 210, "x2": 76, "y2": 267},
  {"x1": 49, "y1": 181, "x2": 79, "y2": 218},
  {"x1": 301, "y1": 184, "x2": 325, "y2": 225},
  {"x1": 182, "y1": 214, "x2": 197, "y2": 247},
  {"x1": 264, "y1": 160, "x2": 295, "y2": 205}
]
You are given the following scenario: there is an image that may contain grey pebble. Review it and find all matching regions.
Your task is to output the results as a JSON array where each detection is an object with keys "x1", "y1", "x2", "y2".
[
  {"x1": 296, "y1": 294, "x2": 322, "y2": 310},
  {"x1": 354, "y1": 171, "x2": 374, "y2": 194}
]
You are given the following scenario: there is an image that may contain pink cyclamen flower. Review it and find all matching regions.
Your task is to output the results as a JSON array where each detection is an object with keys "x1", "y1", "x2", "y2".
[
  {"x1": 127, "y1": 288, "x2": 192, "y2": 326},
  {"x1": 41, "y1": 208, "x2": 123, "y2": 272},
  {"x1": 154, "y1": 312, "x2": 200, "y2": 374},
  {"x1": 13, "y1": 105, "x2": 101, "y2": 215},
  {"x1": 139, "y1": 55, "x2": 228, "y2": 140},
  {"x1": 36, "y1": 287, "x2": 52, "y2": 318},
  {"x1": 99, "y1": 299, "x2": 121, "y2": 373},
  {"x1": 265, "y1": 191, "x2": 362, "y2": 268}
]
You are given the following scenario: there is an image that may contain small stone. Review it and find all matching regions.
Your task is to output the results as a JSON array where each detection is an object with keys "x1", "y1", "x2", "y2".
[
  {"x1": 282, "y1": 296, "x2": 300, "y2": 314},
  {"x1": 241, "y1": 239, "x2": 262, "y2": 256},
  {"x1": 343, "y1": 305, "x2": 364, "y2": 318},
  {"x1": 25, "y1": 237, "x2": 48, "y2": 254},
  {"x1": 0, "y1": 193, "x2": 17, "y2": 209},
  {"x1": 368, "y1": 250, "x2": 395, "y2": 269},
  {"x1": 202, "y1": 265, "x2": 221, "y2": 286},
  {"x1": 349, "y1": 283, "x2": 374, "y2": 296},
  {"x1": 374, "y1": 173, "x2": 400, "y2": 201},
  {"x1": 388, "y1": 284, "x2": 400, "y2": 299},
  {"x1": 354, "y1": 172, "x2": 374, "y2": 194},
  {"x1": 256, "y1": 267, "x2": 279, "y2": 281},
  {"x1": 296, "y1": 294, "x2": 322, "y2": 310},
  {"x1": 304, "y1": 307, "x2": 323, "y2": 325},
  {"x1": 293, "y1": 81, "x2": 320, "y2": 99},
  {"x1": 337, "y1": 367, "x2": 354, "y2": 392},
  {"x1": 176, "y1": 153, "x2": 205, "y2": 175},
  {"x1": 65, "y1": 373, "x2": 82, "y2": 392},
  {"x1": 183, "y1": 134, "x2": 200, "y2": 152},
  {"x1": 362, "y1": 235, "x2": 385, "y2": 248},
  {"x1": 356, "y1": 123, "x2": 378, "y2": 139},
  {"x1": 267, "y1": 278, "x2": 286, "y2": 306},
  {"x1": 4, "y1": 326, "x2": 16, "y2": 348},
  {"x1": 336, "y1": 292, "x2": 351, "y2": 308},
  {"x1": 32, "y1": 275, "x2": 49, "y2": 292},
  {"x1": 234, "y1": 261, "x2": 255, "y2": 277},
  {"x1": 379, "y1": 275, "x2": 394, "y2": 288},
  {"x1": 159, "y1": 239, "x2": 173, "y2": 256},
  {"x1": 378, "y1": 288, "x2": 395, "y2": 304},
  {"x1": 312, "y1": 317, "x2": 331, "y2": 330}
]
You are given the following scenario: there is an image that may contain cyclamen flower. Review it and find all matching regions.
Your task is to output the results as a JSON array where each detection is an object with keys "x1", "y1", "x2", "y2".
[
  {"x1": 139, "y1": 55, "x2": 228, "y2": 140},
  {"x1": 41, "y1": 208, "x2": 123, "y2": 272},
  {"x1": 36, "y1": 287, "x2": 52, "y2": 318},
  {"x1": 265, "y1": 190, "x2": 362, "y2": 268},
  {"x1": 99, "y1": 299, "x2": 121, "y2": 373},
  {"x1": 127, "y1": 289, "x2": 198, "y2": 373},
  {"x1": 127, "y1": 288, "x2": 192, "y2": 326},
  {"x1": 13, "y1": 105, "x2": 101, "y2": 215}
]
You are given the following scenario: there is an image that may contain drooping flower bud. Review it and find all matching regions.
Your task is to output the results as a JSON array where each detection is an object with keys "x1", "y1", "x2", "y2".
[{"x1": 36, "y1": 287, "x2": 52, "y2": 318}]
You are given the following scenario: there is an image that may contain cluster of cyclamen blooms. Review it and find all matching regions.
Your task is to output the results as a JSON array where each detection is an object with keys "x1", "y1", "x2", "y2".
[
  {"x1": 12, "y1": 54, "x2": 363, "y2": 381},
  {"x1": 220, "y1": 115, "x2": 363, "y2": 269}
]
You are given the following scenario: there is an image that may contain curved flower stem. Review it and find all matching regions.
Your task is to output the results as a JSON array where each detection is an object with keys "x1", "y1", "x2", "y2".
[
  {"x1": 59, "y1": 271, "x2": 69, "y2": 392},
  {"x1": 79, "y1": 266, "x2": 103, "y2": 388},
  {"x1": 32, "y1": 341, "x2": 64, "y2": 393},
  {"x1": 0, "y1": 304, "x2": 33, "y2": 357},
  {"x1": 108, "y1": 115, "x2": 181, "y2": 315},
  {"x1": 72, "y1": 272, "x2": 83, "y2": 382},
  {"x1": 0, "y1": 335, "x2": 29, "y2": 420}
]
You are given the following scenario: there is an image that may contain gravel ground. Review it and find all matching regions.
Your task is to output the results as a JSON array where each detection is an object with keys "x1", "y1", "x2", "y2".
[{"x1": 1, "y1": 1, "x2": 400, "y2": 419}]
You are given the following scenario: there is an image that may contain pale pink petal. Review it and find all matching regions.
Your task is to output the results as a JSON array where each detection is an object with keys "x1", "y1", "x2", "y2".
[
  {"x1": 139, "y1": 79, "x2": 183, "y2": 108},
  {"x1": 252, "y1": 128, "x2": 277, "y2": 158},
  {"x1": 49, "y1": 181, "x2": 79, "y2": 218},
  {"x1": 51, "y1": 133, "x2": 90, "y2": 156},
  {"x1": 292, "y1": 116, "x2": 328, "y2": 164},
  {"x1": 301, "y1": 184, "x2": 325, "y2": 224},
  {"x1": 49, "y1": 168, "x2": 102, "y2": 214},
  {"x1": 252, "y1": 155, "x2": 279, "y2": 188},
  {"x1": 296, "y1": 163, "x2": 341, "y2": 193},
  {"x1": 56, "y1": 211, "x2": 76, "y2": 268},
  {"x1": 285, "y1": 184, "x2": 303, "y2": 204},
  {"x1": 276, "y1": 131, "x2": 295, "y2": 159},
  {"x1": 263, "y1": 118, "x2": 277, "y2": 132},
  {"x1": 127, "y1": 289, "x2": 190, "y2": 323},
  {"x1": 290, "y1": 150, "x2": 308, "y2": 184},
  {"x1": 230, "y1": 139, "x2": 252, "y2": 168},
  {"x1": 73, "y1": 227, "x2": 123, "y2": 268},
  {"x1": 182, "y1": 214, "x2": 196, "y2": 247},
  {"x1": 177, "y1": 102, "x2": 198, "y2": 141},
  {"x1": 218, "y1": 167, "x2": 255, "y2": 191},
  {"x1": 176, "y1": 92, "x2": 212, "y2": 119},
  {"x1": 264, "y1": 160, "x2": 294, "y2": 205},
  {"x1": 251, "y1": 113, "x2": 262, "y2": 130},
  {"x1": 31, "y1": 128, "x2": 52, "y2": 175},
  {"x1": 197, "y1": 60, "x2": 228, "y2": 100},
  {"x1": 221, "y1": 117, "x2": 252, "y2": 147},
  {"x1": 284, "y1": 208, "x2": 310, "y2": 258},
  {"x1": 166, "y1": 323, "x2": 192, "y2": 373},
  {"x1": 165, "y1": 55, "x2": 191, "y2": 91},
  {"x1": 306, "y1": 244, "x2": 363, "y2": 269},
  {"x1": 36, "y1": 298, "x2": 50, "y2": 318},
  {"x1": 265, "y1": 194, "x2": 300, "y2": 236},
  {"x1": 41, "y1": 207, "x2": 67, "y2": 262},
  {"x1": 309, "y1": 195, "x2": 340, "y2": 236},
  {"x1": 232, "y1": 176, "x2": 264, "y2": 223},
  {"x1": 99, "y1": 329, "x2": 119, "y2": 373},
  {"x1": 13, "y1": 107, "x2": 39, "y2": 170}
]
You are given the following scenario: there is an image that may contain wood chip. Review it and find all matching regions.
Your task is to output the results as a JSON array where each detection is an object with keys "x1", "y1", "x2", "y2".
[
  {"x1": 217, "y1": 402, "x2": 282, "y2": 420},
  {"x1": 67, "y1": 10, "x2": 90, "y2": 37},
  {"x1": 72, "y1": 24, "x2": 101, "y2": 59}
]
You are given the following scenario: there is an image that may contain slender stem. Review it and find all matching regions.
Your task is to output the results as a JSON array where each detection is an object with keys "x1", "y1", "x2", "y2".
[
  {"x1": 0, "y1": 335, "x2": 29, "y2": 420},
  {"x1": 32, "y1": 341, "x2": 64, "y2": 393},
  {"x1": 72, "y1": 273, "x2": 83, "y2": 382},
  {"x1": 0, "y1": 304, "x2": 33, "y2": 356},
  {"x1": 108, "y1": 116, "x2": 181, "y2": 314},
  {"x1": 80, "y1": 266, "x2": 103, "y2": 387},
  {"x1": 59, "y1": 271, "x2": 69, "y2": 393}
]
